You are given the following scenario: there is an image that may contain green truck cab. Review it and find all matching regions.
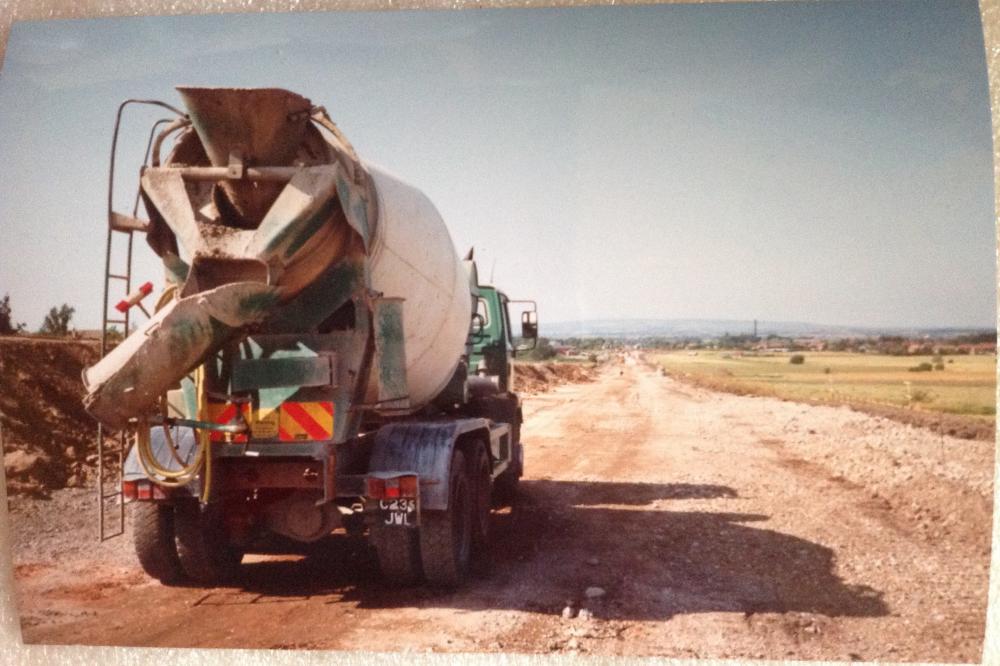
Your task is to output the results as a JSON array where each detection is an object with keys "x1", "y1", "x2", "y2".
[{"x1": 469, "y1": 285, "x2": 538, "y2": 394}]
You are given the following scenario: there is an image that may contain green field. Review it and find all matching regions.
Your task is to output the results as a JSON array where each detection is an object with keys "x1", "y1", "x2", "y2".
[{"x1": 653, "y1": 351, "x2": 997, "y2": 419}]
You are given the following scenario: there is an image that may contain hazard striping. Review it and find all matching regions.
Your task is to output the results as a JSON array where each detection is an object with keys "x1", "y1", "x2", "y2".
[
  {"x1": 206, "y1": 402, "x2": 251, "y2": 442},
  {"x1": 279, "y1": 401, "x2": 334, "y2": 442}
]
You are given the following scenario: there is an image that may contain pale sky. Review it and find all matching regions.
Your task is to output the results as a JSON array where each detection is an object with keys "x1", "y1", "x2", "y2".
[{"x1": 0, "y1": 1, "x2": 994, "y2": 332}]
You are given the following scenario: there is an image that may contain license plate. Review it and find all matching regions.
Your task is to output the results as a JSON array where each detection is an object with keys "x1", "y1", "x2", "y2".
[{"x1": 377, "y1": 498, "x2": 418, "y2": 527}]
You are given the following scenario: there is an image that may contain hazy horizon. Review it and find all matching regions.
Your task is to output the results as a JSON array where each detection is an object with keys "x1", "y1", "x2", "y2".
[
  {"x1": 0, "y1": 2, "x2": 995, "y2": 331},
  {"x1": 542, "y1": 316, "x2": 996, "y2": 330}
]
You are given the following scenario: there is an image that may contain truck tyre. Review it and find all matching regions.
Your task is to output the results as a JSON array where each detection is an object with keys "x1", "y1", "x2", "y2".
[
  {"x1": 469, "y1": 395, "x2": 521, "y2": 446},
  {"x1": 173, "y1": 501, "x2": 242, "y2": 585},
  {"x1": 492, "y1": 404, "x2": 523, "y2": 507},
  {"x1": 469, "y1": 395, "x2": 522, "y2": 507},
  {"x1": 370, "y1": 525, "x2": 422, "y2": 585},
  {"x1": 420, "y1": 449, "x2": 472, "y2": 587},
  {"x1": 493, "y1": 439, "x2": 523, "y2": 507},
  {"x1": 469, "y1": 440, "x2": 492, "y2": 552},
  {"x1": 133, "y1": 502, "x2": 185, "y2": 584}
]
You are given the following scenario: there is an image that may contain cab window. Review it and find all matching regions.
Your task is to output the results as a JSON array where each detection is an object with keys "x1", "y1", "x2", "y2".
[
  {"x1": 476, "y1": 298, "x2": 490, "y2": 326},
  {"x1": 501, "y1": 296, "x2": 514, "y2": 346}
]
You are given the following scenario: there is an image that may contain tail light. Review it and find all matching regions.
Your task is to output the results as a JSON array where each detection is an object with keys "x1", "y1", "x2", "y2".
[
  {"x1": 398, "y1": 475, "x2": 418, "y2": 497},
  {"x1": 122, "y1": 479, "x2": 168, "y2": 501},
  {"x1": 366, "y1": 474, "x2": 419, "y2": 499}
]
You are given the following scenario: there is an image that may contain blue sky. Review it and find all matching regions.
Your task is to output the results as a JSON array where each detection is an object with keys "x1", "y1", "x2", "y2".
[{"x1": 0, "y1": 1, "x2": 994, "y2": 331}]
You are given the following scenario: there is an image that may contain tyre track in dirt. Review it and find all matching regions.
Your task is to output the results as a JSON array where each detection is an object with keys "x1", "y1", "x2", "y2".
[{"x1": 6, "y1": 359, "x2": 991, "y2": 660}]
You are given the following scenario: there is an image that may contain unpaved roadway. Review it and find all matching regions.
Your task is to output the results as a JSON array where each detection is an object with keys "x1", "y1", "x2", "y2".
[{"x1": 7, "y1": 359, "x2": 992, "y2": 661}]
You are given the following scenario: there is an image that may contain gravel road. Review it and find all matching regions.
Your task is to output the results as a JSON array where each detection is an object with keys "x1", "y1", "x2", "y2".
[{"x1": 6, "y1": 359, "x2": 992, "y2": 660}]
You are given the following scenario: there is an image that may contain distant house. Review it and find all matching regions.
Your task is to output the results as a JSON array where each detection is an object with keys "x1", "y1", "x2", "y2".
[
  {"x1": 792, "y1": 337, "x2": 826, "y2": 352},
  {"x1": 961, "y1": 342, "x2": 996, "y2": 355}
]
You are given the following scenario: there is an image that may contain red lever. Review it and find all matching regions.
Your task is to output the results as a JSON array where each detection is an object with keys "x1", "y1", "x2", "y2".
[{"x1": 115, "y1": 281, "x2": 154, "y2": 313}]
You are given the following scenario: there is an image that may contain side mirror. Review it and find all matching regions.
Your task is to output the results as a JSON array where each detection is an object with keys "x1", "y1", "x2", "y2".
[{"x1": 521, "y1": 310, "x2": 538, "y2": 340}]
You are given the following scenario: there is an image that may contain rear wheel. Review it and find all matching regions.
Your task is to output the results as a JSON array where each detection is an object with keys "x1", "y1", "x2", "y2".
[
  {"x1": 173, "y1": 501, "x2": 242, "y2": 585},
  {"x1": 370, "y1": 524, "x2": 422, "y2": 585},
  {"x1": 133, "y1": 502, "x2": 185, "y2": 584},
  {"x1": 420, "y1": 450, "x2": 472, "y2": 587}
]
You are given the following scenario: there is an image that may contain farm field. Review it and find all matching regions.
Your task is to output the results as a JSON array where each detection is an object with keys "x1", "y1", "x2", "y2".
[{"x1": 653, "y1": 351, "x2": 996, "y2": 422}]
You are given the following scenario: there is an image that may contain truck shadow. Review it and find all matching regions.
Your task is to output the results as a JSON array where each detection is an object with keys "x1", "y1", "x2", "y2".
[{"x1": 219, "y1": 479, "x2": 887, "y2": 621}]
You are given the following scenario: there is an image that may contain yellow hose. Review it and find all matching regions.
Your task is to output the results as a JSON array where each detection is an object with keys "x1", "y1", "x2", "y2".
[
  {"x1": 134, "y1": 287, "x2": 216, "y2": 500},
  {"x1": 135, "y1": 366, "x2": 212, "y2": 500},
  {"x1": 197, "y1": 369, "x2": 213, "y2": 503}
]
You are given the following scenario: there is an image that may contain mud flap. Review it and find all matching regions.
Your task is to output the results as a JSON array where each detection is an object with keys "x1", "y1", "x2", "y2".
[{"x1": 368, "y1": 419, "x2": 490, "y2": 511}]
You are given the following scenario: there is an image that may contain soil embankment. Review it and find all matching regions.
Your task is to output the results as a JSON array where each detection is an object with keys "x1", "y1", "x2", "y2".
[
  {"x1": 514, "y1": 361, "x2": 597, "y2": 394},
  {"x1": 1, "y1": 337, "x2": 100, "y2": 497}
]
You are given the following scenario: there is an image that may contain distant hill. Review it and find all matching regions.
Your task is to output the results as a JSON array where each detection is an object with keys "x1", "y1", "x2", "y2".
[{"x1": 541, "y1": 318, "x2": 995, "y2": 340}]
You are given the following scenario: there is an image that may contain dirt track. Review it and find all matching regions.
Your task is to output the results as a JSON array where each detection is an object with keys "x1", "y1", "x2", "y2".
[{"x1": 7, "y1": 359, "x2": 992, "y2": 660}]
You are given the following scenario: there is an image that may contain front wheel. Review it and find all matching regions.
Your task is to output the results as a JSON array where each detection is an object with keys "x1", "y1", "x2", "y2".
[
  {"x1": 492, "y1": 441, "x2": 522, "y2": 507},
  {"x1": 420, "y1": 450, "x2": 472, "y2": 587}
]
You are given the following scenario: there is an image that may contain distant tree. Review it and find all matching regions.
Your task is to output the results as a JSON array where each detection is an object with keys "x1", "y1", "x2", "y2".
[
  {"x1": 39, "y1": 304, "x2": 75, "y2": 336},
  {"x1": 953, "y1": 331, "x2": 996, "y2": 345},
  {"x1": 524, "y1": 336, "x2": 557, "y2": 361},
  {"x1": 828, "y1": 338, "x2": 852, "y2": 352},
  {"x1": 0, "y1": 293, "x2": 25, "y2": 334},
  {"x1": 789, "y1": 354, "x2": 805, "y2": 365}
]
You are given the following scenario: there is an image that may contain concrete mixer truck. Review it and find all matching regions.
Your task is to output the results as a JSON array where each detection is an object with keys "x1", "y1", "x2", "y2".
[{"x1": 85, "y1": 87, "x2": 538, "y2": 588}]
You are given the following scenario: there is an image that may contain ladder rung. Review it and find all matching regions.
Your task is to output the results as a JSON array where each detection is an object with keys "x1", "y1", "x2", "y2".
[
  {"x1": 110, "y1": 212, "x2": 149, "y2": 234},
  {"x1": 108, "y1": 274, "x2": 129, "y2": 280},
  {"x1": 105, "y1": 319, "x2": 127, "y2": 325},
  {"x1": 101, "y1": 492, "x2": 122, "y2": 500}
]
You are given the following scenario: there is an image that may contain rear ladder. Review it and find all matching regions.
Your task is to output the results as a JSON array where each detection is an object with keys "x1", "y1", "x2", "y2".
[
  {"x1": 95, "y1": 105, "x2": 179, "y2": 541},
  {"x1": 95, "y1": 221, "x2": 134, "y2": 541}
]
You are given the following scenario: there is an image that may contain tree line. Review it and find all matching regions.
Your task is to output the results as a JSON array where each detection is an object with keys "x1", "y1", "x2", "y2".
[{"x1": 1, "y1": 293, "x2": 76, "y2": 336}]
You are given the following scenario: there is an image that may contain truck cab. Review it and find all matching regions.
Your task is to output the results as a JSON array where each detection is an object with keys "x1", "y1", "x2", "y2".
[{"x1": 469, "y1": 286, "x2": 537, "y2": 394}]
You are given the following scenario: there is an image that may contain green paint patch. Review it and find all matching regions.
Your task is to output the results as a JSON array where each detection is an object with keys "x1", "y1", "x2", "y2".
[
  {"x1": 238, "y1": 290, "x2": 281, "y2": 317},
  {"x1": 265, "y1": 259, "x2": 364, "y2": 332},
  {"x1": 284, "y1": 198, "x2": 339, "y2": 259},
  {"x1": 337, "y1": 177, "x2": 370, "y2": 249},
  {"x1": 374, "y1": 300, "x2": 408, "y2": 402},
  {"x1": 258, "y1": 195, "x2": 339, "y2": 261},
  {"x1": 164, "y1": 254, "x2": 190, "y2": 284}
]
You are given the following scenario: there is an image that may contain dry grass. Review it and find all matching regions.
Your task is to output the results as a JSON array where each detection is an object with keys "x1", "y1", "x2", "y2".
[{"x1": 653, "y1": 351, "x2": 996, "y2": 437}]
